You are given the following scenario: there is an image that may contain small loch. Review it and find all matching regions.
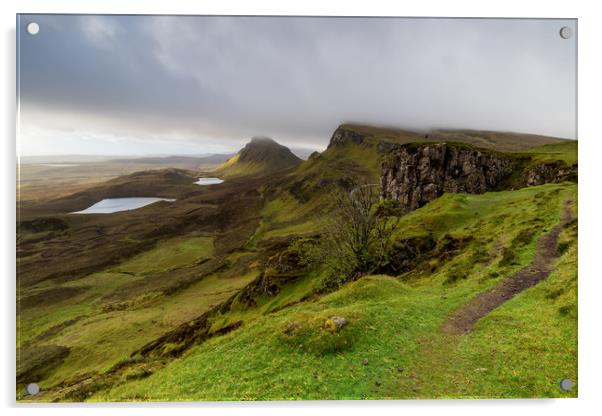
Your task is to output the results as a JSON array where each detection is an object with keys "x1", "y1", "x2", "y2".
[
  {"x1": 71, "y1": 197, "x2": 175, "y2": 214},
  {"x1": 195, "y1": 177, "x2": 224, "y2": 185}
]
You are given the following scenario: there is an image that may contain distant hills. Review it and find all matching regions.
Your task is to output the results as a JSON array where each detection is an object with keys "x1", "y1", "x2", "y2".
[
  {"x1": 20, "y1": 154, "x2": 235, "y2": 169},
  {"x1": 112, "y1": 154, "x2": 234, "y2": 170},
  {"x1": 114, "y1": 155, "x2": 232, "y2": 165}
]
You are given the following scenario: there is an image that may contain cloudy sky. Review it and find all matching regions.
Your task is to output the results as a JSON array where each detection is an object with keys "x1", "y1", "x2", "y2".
[{"x1": 17, "y1": 15, "x2": 576, "y2": 156}]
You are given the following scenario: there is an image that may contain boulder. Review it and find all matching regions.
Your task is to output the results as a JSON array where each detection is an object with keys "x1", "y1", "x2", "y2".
[{"x1": 323, "y1": 316, "x2": 348, "y2": 332}]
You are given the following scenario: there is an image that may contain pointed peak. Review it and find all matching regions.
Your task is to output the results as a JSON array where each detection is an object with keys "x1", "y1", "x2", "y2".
[{"x1": 215, "y1": 136, "x2": 302, "y2": 177}]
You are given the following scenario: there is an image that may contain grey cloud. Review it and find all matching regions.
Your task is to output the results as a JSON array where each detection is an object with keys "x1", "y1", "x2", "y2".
[{"x1": 18, "y1": 15, "x2": 576, "y2": 155}]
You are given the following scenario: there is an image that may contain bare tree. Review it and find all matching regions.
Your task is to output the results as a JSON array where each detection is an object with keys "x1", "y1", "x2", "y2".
[{"x1": 319, "y1": 184, "x2": 401, "y2": 287}]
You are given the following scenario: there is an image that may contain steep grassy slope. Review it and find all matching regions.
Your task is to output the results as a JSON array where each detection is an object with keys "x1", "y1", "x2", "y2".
[
  {"x1": 94, "y1": 182, "x2": 577, "y2": 401},
  {"x1": 244, "y1": 143, "x2": 381, "y2": 246}
]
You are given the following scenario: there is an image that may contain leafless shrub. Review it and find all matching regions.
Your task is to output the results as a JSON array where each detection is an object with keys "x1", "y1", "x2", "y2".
[{"x1": 315, "y1": 184, "x2": 401, "y2": 290}]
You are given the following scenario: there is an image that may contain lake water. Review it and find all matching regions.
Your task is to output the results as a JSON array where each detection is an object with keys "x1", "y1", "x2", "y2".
[
  {"x1": 195, "y1": 177, "x2": 224, "y2": 185},
  {"x1": 71, "y1": 197, "x2": 176, "y2": 214}
]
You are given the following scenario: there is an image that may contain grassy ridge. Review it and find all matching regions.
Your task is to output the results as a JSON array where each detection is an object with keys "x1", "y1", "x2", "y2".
[{"x1": 94, "y1": 182, "x2": 577, "y2": 401}]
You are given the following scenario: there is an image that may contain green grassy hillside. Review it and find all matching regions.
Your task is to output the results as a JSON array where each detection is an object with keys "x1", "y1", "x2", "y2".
[
  {"x1": 17, "y1": 234, "x2": 259, "y2": 390},
  {"x1": 92, "y1": 182, "x2": 577, "y2": 401},
  {"x1": 525, "y1": 141, "x2": 578, "y2": 165}
]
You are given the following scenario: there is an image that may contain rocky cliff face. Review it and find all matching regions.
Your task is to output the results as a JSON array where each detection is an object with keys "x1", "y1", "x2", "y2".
[
  {"x1": 381, "y1": 143, "x2": 515, "y2": 212},
  {"x1": 328, "y1": 127, "x2": 365, "y2": 147},
  {"x1": 524, "y1": 161, "x2": 577, "y2": 186},
  {"x1": 381, "y1": 143, "x2": 577, "y2": 213}
]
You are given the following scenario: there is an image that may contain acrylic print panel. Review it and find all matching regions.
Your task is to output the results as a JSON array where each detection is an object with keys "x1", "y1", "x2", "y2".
[{"x1": 16, "y1": 15, "x2": 577, "y2": 402}]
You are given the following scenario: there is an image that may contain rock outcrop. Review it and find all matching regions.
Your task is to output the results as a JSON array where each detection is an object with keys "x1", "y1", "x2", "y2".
[
  {"x1": 381, "y1": 143, "x2": 515, "y2": 211},
  {"x1": 381, "y1": 143, "x2": 577, "y2": 213},
  {"x1": 524, "y1": 161, "x2": 577, "y2": 186},
  {"x1": 328, "y1": 127, "x2": 366, "y2": 147}
]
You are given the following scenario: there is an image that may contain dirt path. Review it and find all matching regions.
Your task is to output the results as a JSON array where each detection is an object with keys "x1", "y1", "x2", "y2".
[{"x1": 442, "y1": 198, "x2": 574, "y2": 335}]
